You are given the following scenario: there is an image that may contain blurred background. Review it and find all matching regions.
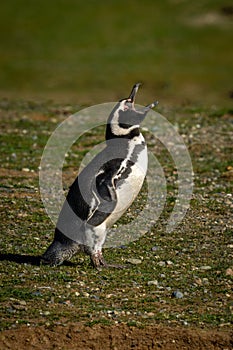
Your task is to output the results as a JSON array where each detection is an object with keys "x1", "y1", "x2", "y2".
[{"x1": 0, "y1": 0, "x2": 232, "y2": 106}]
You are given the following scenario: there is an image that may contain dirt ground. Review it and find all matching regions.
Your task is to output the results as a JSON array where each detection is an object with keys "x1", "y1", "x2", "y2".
[{"x1": 0, "y1": 323, "x2": 232, "y2": 350}]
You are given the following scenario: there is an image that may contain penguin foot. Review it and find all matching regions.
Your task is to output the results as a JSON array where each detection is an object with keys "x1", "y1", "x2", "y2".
[
  {"x1": 90, "y1": 251, "x2": 126, "y2": 269},
  {"x1": 90, "y1": 251, "x2": 107, "y2": 268}
]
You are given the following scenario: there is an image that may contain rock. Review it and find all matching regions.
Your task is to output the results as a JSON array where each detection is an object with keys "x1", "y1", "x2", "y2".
[
  {"x1": 172, "y1": 291, "x2": 184, "y2": 299},
  {"x1": 106, "y1": 294, "x2": 114, "y2": 298},
  {"x1": 194, "y1": 278, "x2": 203, "y2": 286},
  {"x1": 151, "y1": 246, "x2": 160, "y2": 252},
  {"x1": 126, "y1": 258, "x2": 142, "y2": 265},
  {"x1": 147, "y1": 280, "x2": 158, "y2": 286},
  {"x1": 107, "y1": 310, "x2": 114, "y2": 315},
  {"x1": 32, "y1": 291, "x2": 43, "y2": 297},
  {"x1": 199, "y1": 265, "x2": 212, "y2": 271},
  {"x1": 225, "y1": 268, "x2": 233, "y2": 276},
  {"x1": 203, "y1": 278, "x2": 209, "y2": 285},
  {"x1": 7, "y1": 307, "x2": 15, "y2": 313},
  {"x1": 63, "y1": 300, "x2": 73, "y2": 306}
]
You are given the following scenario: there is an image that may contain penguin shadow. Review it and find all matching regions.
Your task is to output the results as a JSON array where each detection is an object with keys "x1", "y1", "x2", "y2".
[
  {"x1": 0, "y1": 253, "x2": 78, "y2": 267},
  {"x1": 0, "y1": 253, "x2": 41, "y2": 266}
]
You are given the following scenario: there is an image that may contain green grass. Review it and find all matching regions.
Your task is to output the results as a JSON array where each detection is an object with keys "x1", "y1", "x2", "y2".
[
  {"x1": 0, "y1": 0, "x2": 232, "y2": 105},
  {"x1": 0, "y1": 101, "x2": 232, "y2": 331},
  {"x1": 0, "y1": 0, "x2": 232, "y2": 333}
]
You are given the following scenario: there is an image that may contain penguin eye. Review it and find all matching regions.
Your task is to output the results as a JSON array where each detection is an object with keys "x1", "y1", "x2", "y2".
[{"x1": 124, "y1": 100, "x2": 132, "y2": 110}]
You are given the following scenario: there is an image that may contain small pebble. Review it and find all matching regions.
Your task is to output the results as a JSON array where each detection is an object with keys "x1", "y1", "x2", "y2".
[
  {"x1": 107, "y1": 310, "x2": 114, "y2": 315},
  {"x1": 151, "y1": 246, "x2": 160, "y2": 252},
  {"x1": 106, "y1": 294, "x2": 114, "y2": 298},
  {"x1": 126, "y1": 258, "x2": 142, "y2": 265},
  {"x1": 147, "y1": 280, "x2": 158, "y2": 286},
  {"x1": 203, "y1": 278, "x2": 209, "y2": 285},
  {"x1": 32, "y1": 291, "x2": 42, "y2": 297},
  {"x1": 199, "y1": 265, "x2": 212, "y2": 271},
  {"x1": 7, "y1": 307, "x2": 15, "y2": 314},
  {"x1": 225, "y1": 268, "x2": 233, "y2": 276},
  {"x1": 172, "y1": 291, "x2": 184, "y2": 299}
]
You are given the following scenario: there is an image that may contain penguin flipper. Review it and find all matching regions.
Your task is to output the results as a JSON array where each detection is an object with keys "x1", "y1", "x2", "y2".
[
  {"x1": 87, "y1": 176, "x2": 117, "y2": 227},
  {"x1": 96, "y1": 175, "x2": 117, "y2": 202}
]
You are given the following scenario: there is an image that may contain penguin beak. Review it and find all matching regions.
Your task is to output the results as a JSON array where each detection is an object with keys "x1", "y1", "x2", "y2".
[
  {"x1": 124, "y1": 83, "x2": 159, "y2": 114},
  {"x1": 145, "y1": 101, "x2": 159, "y2": 110},
  {"x1": 128, "y1": 83, "x2": 141, "y2": 103}
]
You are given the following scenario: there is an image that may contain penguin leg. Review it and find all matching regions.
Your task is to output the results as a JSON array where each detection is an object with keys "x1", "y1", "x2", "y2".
[
  {"x1": 86, "y1": 224, "x2": 108, "y2": 268},
  {"x1": 41, "y1": 229, "x2": 80, "y2": 266},
  {"x1": 87, "y1": 224, "x2": 125, "y2": 269}
]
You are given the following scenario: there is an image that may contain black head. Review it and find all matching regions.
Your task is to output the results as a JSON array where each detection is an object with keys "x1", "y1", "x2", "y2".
[{"x1": 106, "y1": 83, "x2": 158, "y2": 140}]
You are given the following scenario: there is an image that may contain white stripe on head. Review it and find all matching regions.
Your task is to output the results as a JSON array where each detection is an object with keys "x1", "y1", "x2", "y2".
[{"x1": 110, "y1": 101, "x2": 139, "y2": 136}]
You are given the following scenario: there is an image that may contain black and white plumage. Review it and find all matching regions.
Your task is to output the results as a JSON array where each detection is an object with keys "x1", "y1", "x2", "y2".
[{"x1": 41, "y1": 84, "x2": 158, "y2": 268}]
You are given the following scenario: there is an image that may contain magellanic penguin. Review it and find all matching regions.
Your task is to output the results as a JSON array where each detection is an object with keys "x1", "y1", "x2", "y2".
[{"x1": 41, "y1": 84, "x2": 158, "y2": 268}]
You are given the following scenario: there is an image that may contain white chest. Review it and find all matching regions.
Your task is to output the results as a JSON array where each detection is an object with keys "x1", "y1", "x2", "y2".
[{"x1": 105, "y1": 136, "x2": 148, "y2": 227}]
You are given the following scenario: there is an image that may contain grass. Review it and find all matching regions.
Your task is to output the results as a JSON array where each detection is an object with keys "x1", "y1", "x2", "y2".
[
  {"x1": 0, "y1": 101, "x2": 232, "y2": 331},
  {"x1": 0, "y1": 0, "x2": 232, "y2": 334},
  {"x1": 0, "y1": 1, "x2": 232, "y2": 105}
]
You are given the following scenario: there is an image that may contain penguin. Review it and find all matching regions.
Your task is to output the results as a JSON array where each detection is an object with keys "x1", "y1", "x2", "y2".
[{"x1": 41, "y1": 83, "x2": 158, "y2": 268}]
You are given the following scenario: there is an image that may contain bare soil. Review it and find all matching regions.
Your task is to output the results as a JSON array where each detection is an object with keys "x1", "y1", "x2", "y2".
[{"x1": 0, "y1": 323, "x2": 232, "y2": 350}]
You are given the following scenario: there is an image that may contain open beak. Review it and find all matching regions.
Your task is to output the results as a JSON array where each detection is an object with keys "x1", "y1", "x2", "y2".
[{"x1": 126, "y1": 83, "x2": 159, "y2": 113}]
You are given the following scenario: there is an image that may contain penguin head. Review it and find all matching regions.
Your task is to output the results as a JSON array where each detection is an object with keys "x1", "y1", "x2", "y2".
[{"x1": 106, "y1": 83, "x2": 158, "y2": 139}]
